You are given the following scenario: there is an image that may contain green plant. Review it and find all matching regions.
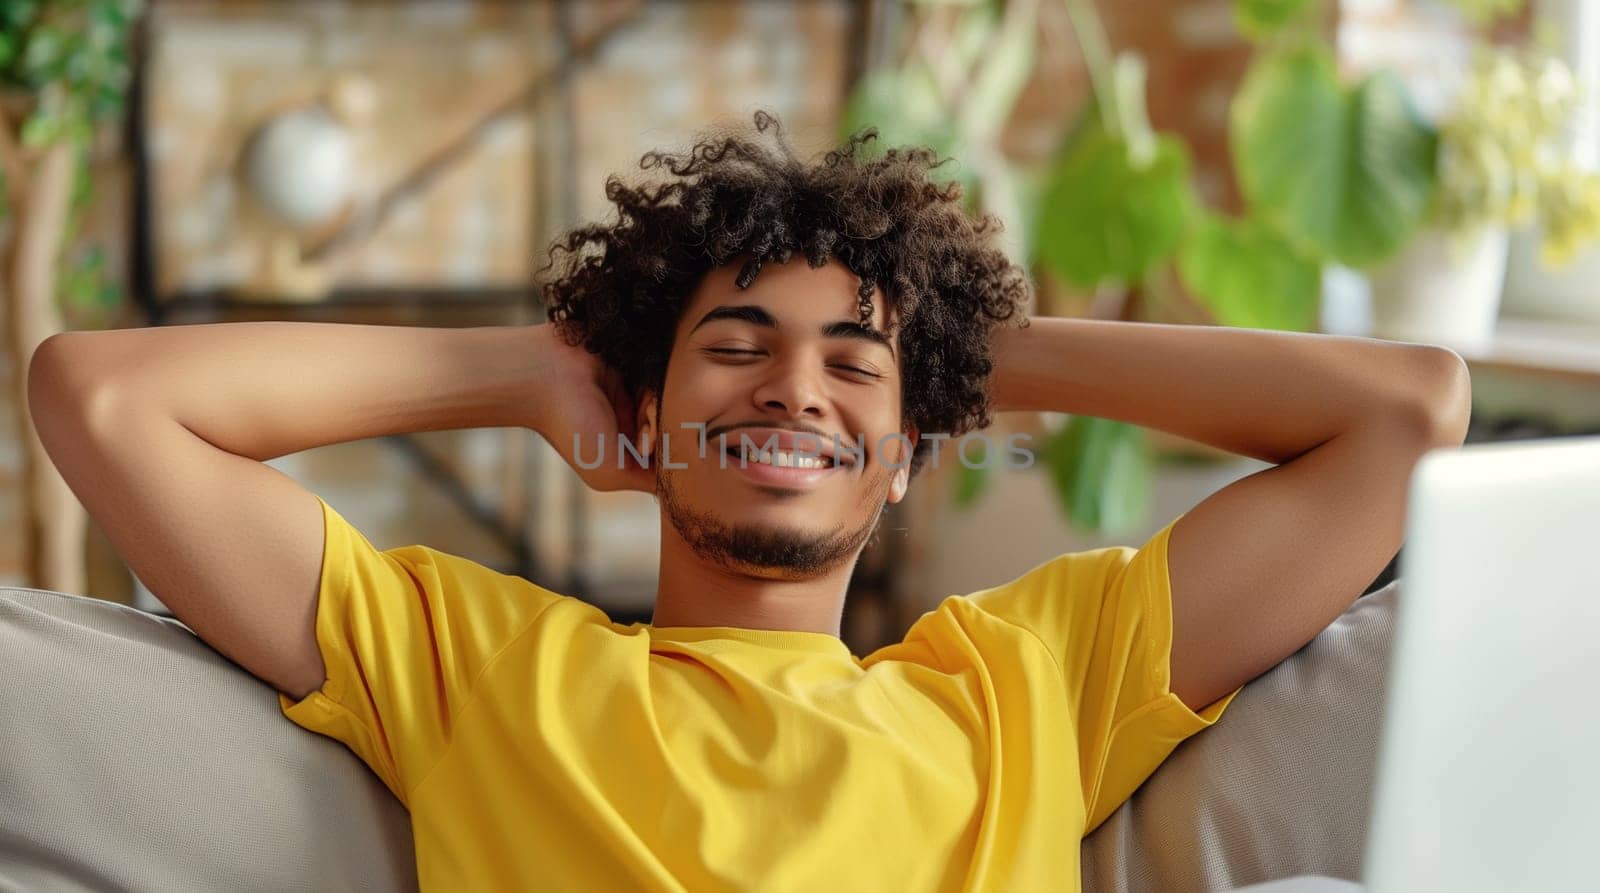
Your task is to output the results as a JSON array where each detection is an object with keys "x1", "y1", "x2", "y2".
[
  {"x1": 1037, "y1": 1, "x2": 1439, "y2": 308},
  {"x1": 1027, "y1": 0, "x2": 1442, "y2": 534},
  {"x1": 2, "y1": 0, "x2": 139, "y2": 593},
  {"x1": 1228, "y1": 46, "x2": 1437, "y2": 269},
  {"x1": 839, "y1": 0, "x2": 1515, "y2": 536},
  {"x1": 1, "y1": 0, "x2": 140, "y2": 319},
  {"x1": 1431, "y1": 46, "x2": 1600, "y2": 265}
]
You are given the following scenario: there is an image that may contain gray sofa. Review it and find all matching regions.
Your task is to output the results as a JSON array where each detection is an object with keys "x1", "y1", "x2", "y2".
[{"x1": 0, "y1": 581, "x2": 1402, "y2": 892}]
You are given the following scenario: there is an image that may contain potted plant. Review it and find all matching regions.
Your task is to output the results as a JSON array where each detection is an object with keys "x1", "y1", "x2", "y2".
[
  {"x1": 1368, "y1": 45, "x2": 1600, "y2": 351},
  {"x1": 840, "y1": 0, "x2": 1443, "y2": 536},
  {"x1": 1, "y1": 0, "x2": 140, "y2": 593}
]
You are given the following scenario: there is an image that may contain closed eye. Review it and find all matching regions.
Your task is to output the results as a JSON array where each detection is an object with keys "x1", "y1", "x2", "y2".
[{"x1": 703, "y1": 348, "x2": 882, "y2": 380}]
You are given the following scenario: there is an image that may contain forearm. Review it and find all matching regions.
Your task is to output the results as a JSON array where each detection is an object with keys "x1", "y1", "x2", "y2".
[
  {"x1": 33, "y1": 321, "x2": 543, "y2": 462},
  {"x1": 987, "y1": 317, "x2": 1469, "y2": 465}
]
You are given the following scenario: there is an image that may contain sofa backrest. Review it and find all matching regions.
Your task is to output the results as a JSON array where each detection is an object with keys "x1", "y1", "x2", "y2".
[
  {"x1": 1081, "y1": 581, "x2": 1397, "y2": 889},
  {"x1": 0, "y1": 587, "x2": 417, "y2": 892},
  {"x1": 0, "y1": 581, "x2": 1399, "y2": 891}
]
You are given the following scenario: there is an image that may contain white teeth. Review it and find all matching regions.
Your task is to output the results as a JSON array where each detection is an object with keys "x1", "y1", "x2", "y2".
[{"x1": 739, "y1": 446, "x2": 831, "y2": 469}]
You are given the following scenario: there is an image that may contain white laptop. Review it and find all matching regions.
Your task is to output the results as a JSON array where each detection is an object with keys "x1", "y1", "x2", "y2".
[
  {"x1": 1235, "y1": 433, "x2": 1600, "y2": 893},
  {"x1": 1360, "y1": 433, "x2": 1600, "y2": 891}
]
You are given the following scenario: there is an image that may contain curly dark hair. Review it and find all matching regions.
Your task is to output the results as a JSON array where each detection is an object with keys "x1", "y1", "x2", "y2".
[{"x1": 538, "y1": 109, "x2": 1033, "y2": 479}]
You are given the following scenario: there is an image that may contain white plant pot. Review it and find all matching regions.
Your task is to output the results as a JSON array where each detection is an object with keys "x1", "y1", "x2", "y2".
[
  {"x1": 1500, "y1": 224, "x2": 1600, "y2": 325},
  {"x1": 1367, "y1": 225, "x2": 1509, "y2": 354}
]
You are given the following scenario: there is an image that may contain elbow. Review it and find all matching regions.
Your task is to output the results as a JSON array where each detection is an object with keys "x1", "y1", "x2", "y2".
[
  {"x1": 27, "y1": 333, "x2": 123, "y2": 437},
  {"x1": 27, "y1": 334, "x2": 77, "y2": 429},
  {"x1": 1397, "y1": 347, "x2": 1473, "y2": 446}
]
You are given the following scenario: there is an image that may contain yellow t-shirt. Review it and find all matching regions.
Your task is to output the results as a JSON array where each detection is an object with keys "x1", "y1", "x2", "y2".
[{"x1": 280, "y1": 495, "x2": 1241, "y2": 891}]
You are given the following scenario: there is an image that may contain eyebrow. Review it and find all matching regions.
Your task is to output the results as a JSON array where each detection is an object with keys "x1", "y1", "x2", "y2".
[{"x1": 689, "y1": 304, "x2": 895, "y2": 356}]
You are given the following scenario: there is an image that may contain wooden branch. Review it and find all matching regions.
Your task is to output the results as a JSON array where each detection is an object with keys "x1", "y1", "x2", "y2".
[
  {"x1": 3, "y1": 142, "x2": 90, "y2": 595},
  {"x1": 0, "y1": 100, "x2": 34, "y2": 206}
]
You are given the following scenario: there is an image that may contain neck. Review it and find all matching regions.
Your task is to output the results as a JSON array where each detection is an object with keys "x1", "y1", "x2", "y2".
[{"x1": 650, "y1": 521, "x2": 854, "y2": 637}]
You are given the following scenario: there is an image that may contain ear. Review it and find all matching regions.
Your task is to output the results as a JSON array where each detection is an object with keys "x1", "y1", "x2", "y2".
[
  {"x1": 887, "y1": 422, "x2": 918, "y2": 504},
  {"x1": 637, "y1": 389, "x2": 660, "y2": 461}
]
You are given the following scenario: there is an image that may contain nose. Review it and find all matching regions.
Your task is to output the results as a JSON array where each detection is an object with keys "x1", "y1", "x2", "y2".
[{"x1": 751, "y1": 353, "x2": 825, "y2": 418}]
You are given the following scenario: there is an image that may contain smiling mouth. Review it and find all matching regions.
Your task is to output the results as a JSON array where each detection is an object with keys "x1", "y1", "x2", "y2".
[
  {"x1": 724, "y1": 444, "x2": 843, "y2": 470},
  {"x1": 719, "y1": 444, "x2": 849, "y2": 490}
]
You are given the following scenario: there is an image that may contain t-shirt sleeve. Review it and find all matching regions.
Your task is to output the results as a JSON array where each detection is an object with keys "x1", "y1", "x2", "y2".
[
  {"x1": 962, "y1": 513, "x2": 1244, "y2": 835},
  {"x1": 278, "y1": 494, "x2": 565, "y2": 805}
]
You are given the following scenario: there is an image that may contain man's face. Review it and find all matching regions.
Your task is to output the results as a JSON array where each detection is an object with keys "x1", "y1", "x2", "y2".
[{"x1": 638, "y1": 256, "x2": 917, "y2": 579}]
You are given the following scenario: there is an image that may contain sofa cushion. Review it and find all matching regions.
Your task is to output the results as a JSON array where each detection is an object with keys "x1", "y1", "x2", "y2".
[
  {"x1": 0, "y1": 587, "x2": 416, "y2": 893},
  {"x1": 1080, "y1": 580, "x2": 1399, "y2": 890}
]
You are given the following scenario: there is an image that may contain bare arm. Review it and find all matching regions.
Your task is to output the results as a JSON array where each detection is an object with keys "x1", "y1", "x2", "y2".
[
  {"x1": 26, "y1": 321, "x2": 548, "y2": 700},
  {"x1": 987, "y1": 318, "x2": 1472, "y2": 710}
]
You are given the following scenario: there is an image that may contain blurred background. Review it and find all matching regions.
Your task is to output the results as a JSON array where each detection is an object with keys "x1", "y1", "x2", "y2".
[{"x1": 2, "y1": 0, "x2": 1596, "y2": 655}]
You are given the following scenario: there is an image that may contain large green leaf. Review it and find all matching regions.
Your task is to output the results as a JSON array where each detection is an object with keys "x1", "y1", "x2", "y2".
[
  {"x1": 1233, "y1": 0, "x2": 1314, "y2": 40},
  {"x1": 1034, "y1": 126, "x2": 1196, "y2": 288},
  {"x1": 1177, "y1": 212, "x2": 1321, "y2": 331},
  {"x1": 1043, "y1": 415, "x2": 1151, "y2": 536},
  {"x1": 1232, "y1": 46, "x2": 1437, "y2": 268},
  {"x1": 1007, "y1": 163, "x2": 1050, "y2": 271}
]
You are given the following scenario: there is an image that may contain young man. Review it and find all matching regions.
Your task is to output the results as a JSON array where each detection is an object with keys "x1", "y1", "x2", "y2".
[{"x1": 28, "y1": 112, "x2": 1470, "y2": 890}]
